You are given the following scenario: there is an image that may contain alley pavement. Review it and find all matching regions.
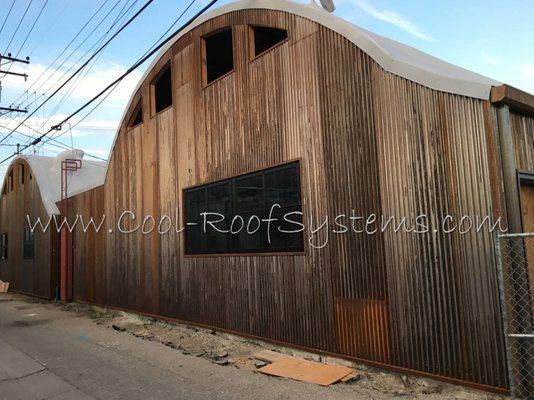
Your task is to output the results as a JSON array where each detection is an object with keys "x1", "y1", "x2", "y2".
[{"x1": 0, "y1": 293, "x2": 377, "y2": 400}]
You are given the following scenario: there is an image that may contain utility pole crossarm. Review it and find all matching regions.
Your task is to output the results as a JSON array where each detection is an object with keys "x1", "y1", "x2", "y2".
[
  {"x1": 0, "y1": 70, "x2": 28, "y2": 79},
  {"x1": 0, "y1": 54, "x2": 30, "y2": 64},
  {"x1": 0, "y1": 106, "x2": 27, "y2": 113}
]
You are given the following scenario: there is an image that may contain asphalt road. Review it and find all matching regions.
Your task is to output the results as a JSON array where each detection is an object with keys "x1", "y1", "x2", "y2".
[{"x1": 0, "y1": 294, "x2": 378, "y2": 400}]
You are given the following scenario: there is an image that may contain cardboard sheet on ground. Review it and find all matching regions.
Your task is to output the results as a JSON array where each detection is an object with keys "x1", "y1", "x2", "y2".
[{"x1": 258, "y1": 358, "x2": 353, "y2": 386}]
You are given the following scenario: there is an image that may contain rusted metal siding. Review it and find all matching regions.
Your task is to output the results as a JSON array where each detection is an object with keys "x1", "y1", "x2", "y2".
[
  {"x1": 372, "y1": 71, "x2": 508, "y2": 387},
  {"x1": 68, "y1": 9, "x2": 510, "y2": 390}
]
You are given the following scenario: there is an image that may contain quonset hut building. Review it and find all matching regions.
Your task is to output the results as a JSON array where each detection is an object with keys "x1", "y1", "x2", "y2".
[
  {"x1": 0, "y1": 150, "x2": 106, "y2": 298},
  {"x1": 28, "y1": 0, "x2": 534, "y2": 392}
]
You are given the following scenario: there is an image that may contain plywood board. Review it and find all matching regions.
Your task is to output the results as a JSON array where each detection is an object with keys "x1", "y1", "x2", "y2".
[{"x1": 258, "y1": 358, "x2": 353, "y2": 386}]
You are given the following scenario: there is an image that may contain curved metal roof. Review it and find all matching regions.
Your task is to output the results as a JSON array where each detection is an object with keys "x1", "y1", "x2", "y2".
[{"x1": 110, "y1": 0, "x2": 501, "y2": 166}]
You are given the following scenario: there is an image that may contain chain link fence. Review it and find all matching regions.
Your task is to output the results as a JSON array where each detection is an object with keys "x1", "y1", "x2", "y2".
[{"x1": 496, "y1": 233, "x2": 534, "y2": 399}]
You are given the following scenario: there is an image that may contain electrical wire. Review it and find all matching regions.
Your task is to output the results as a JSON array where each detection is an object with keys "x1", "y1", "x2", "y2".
[
  {"x1": 16, "y1": 0, "x2": 124, "y2": 111},
  {"x1": 3, "y1": 0, "x2": 34, "y2": 55},
  {"x1": 8, "y1": 0, "x2": 111, "y2": 108},
  {"x1": 26, "y1": 0, "x2": 72, "y2": 59},
  {"x1": 1, "y1": 0, "x2": 218, "y2": 165},
  {"x1": 12, "y1": 0, "x2": 49, "y2": 59},
  {"x1": 37, "y1": 0, "x2": 200, "y2": 151},
  {"x1": 0, "y1": 0, "x2": 154, "y2": 145},
  {"x1": 0, "y1": 0, "x2": 17, "y2": 37},
  {"x1": 0, "y1": 122, "x2": 107, "y2": 161},
  {"x1": 34, "y1": 1, "x2": 139, "y2": 146},
  {"x1": 19, "y1": 0, "x2": 136, "y2": 113}
]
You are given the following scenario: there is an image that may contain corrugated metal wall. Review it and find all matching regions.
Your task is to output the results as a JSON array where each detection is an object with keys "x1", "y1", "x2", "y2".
[
  {"x1": 67, "y1": 9, "x2": 522, "y2": 390},
  {"x1": 511, "y1": 111, "x2": 534, "y2": 170},
  {"x1": 0, "y1": 160, "x2": 57, "y2": 298}
]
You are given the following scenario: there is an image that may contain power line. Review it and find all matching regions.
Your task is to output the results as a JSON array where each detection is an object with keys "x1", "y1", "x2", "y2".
[
  {"x1": 0, "y1": 0, "x2": 16, "y2": 37},
  {"x1": 8, "y1": 0, "x2": 111, "y2": 108},
  {"x1": 17, "y1": 0, "x2": 124, "y2": 111},
  {"x1": 0, "y1": 122, "x2": 107, "y2": 161},
  {"x1": 3, "y1": 0, "x2": 34, "y2": 54},
  {"x1": 26, "y1": 0, "x2": 72, "y2": 58},
  {"x1": 19, "y1": 0, "x2": 135, "y2": 113},
  {"x1": 1, "y1": 0, "x2": 219, "y2": 165},
  {"x1": 41, "y1": 0, "x2": 204, "y2": 138},
  {"x1": 32, "y1": 1, "x2": 140, "y2": 145},
  {"x1": 0, "y1": 0, "x2": 154, "y2": 145},
  {"x1": 12, "y1": 0, "x2": 49, "y2": 59}
]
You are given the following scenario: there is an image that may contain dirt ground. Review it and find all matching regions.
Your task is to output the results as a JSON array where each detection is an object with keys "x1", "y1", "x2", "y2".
[{"x1": 19, "y1": 295, "x2": 507, "y2": 400}]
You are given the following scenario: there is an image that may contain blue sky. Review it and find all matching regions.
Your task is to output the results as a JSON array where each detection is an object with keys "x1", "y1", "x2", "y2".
[{"x1": 0, "y1": 0, "x2": 533, "y2": 179}]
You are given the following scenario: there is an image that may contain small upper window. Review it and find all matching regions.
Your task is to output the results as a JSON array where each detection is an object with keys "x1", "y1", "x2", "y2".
[
  {"x1": 128, "y1": 101, "x2": 143, "y2": 128},
  {"x1": 8, "y1": 170, "x2": 13, "y2": 192},
  {"x1": 152, "y1": 63, "x2": 172, "y2": 114},
  {"x1": 251, "y1": 26, "x2": 288, "y2": 58},
  {"x1": 20, "y1": 164, "x2": 25, "y2": 185},
  {"x1": 203, "y1": 28, "x2": 234, "y2": 85},
  {"x1": 23, "y1": 227, "x2": 34, "y2": 260},
  {"x1": 1, "y1": 233, "x2": 7, "y2": 260}
]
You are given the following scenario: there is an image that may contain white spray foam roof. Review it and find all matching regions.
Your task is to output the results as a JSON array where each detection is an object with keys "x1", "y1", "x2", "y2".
[{"x1": 6, "y1": 150, "x2": 107, "y2": 215}]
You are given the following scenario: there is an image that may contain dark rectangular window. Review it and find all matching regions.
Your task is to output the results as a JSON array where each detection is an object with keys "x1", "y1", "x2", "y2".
[
  {"x1": 20, "y1": 164, "x2": 25, "y2": 185},
  {"x1": 252, "y1": 26, "x2": 288, "y2": 57},
  {"x1": 1, "y1": 233, "x2": 7, "y2": 260},
  {"x1": 153, "y1": 63, "x2": 172, "y2": 113},
  {"x1": 8, "y1": 170, "x2": 13, "y2": 192},
  {"x1": 184, "y1": 162, "x2": 303, "y2": 255},
  {"x1": 23, "y1": 227, "x2": 34, "y2": 260},
  {"x1": 203, "y1": 28, "x2": 234, "y2": 84}
]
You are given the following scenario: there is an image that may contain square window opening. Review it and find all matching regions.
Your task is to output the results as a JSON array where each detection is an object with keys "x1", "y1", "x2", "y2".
[
  {"x1": 152, "y1": 63, "x2": 172, "y2": 114},
  {"x1": 203, "y1": 28, "x2": 234, "y2": 85},
  {"x1": 252, "y1": 26, "x2": 288, "y2": 57}
]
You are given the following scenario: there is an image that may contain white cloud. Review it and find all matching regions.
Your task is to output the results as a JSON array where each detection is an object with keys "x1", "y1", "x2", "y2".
[{"x1": 348, "y1": 0, "x2": 435, "y2": 41}]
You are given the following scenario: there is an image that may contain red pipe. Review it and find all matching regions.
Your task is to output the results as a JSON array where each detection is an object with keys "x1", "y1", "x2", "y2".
[{"x1": 60, "y1": 159, "x2": 82, "y2": 301}]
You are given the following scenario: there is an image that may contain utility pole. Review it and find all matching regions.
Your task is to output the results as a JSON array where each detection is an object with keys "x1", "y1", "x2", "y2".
[
  {"x1": 0, "y1": 53, "x2": 30, "y2": 78},
  {"x1": 0, "y1": 53, "x2": 30, "y2": 114}
]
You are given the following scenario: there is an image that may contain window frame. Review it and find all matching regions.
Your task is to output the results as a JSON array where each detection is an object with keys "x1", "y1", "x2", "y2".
[
  {"x1": 150, "y1": 61, "x2": 173, "y2": 117},
  {"x1": 183, "y1": 159, "x2": 305, "y2": 257},
  {"x1": 23, "y1": 226, "x2": 34, "y2": 260},
  {"x1": 127, "y1": 99, "x2": 144, "y2": 130},
  {"x1": 201, "y1": 27, "x2": 235, "y2": 88},
  {"x1": 248, "y1": 24, "x2": 289, "y2": 62},
  {"x1": 8, "y1": 169, "x2": 13, "y2": 192},
  {"x1": 1, "y1": 233, "x2": 7, "y2": 260}
]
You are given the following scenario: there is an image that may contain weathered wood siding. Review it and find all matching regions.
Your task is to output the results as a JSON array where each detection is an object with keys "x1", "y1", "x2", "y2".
[
  {"x1": 68, "y1": 10, "x2": 511, "y2": 389},
  {"x1": 511, "y1": 111, "x2": 534, "y2": 171},
  {"x1": 0, "y1": 159, "x2": 58, "y2": 298}
]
